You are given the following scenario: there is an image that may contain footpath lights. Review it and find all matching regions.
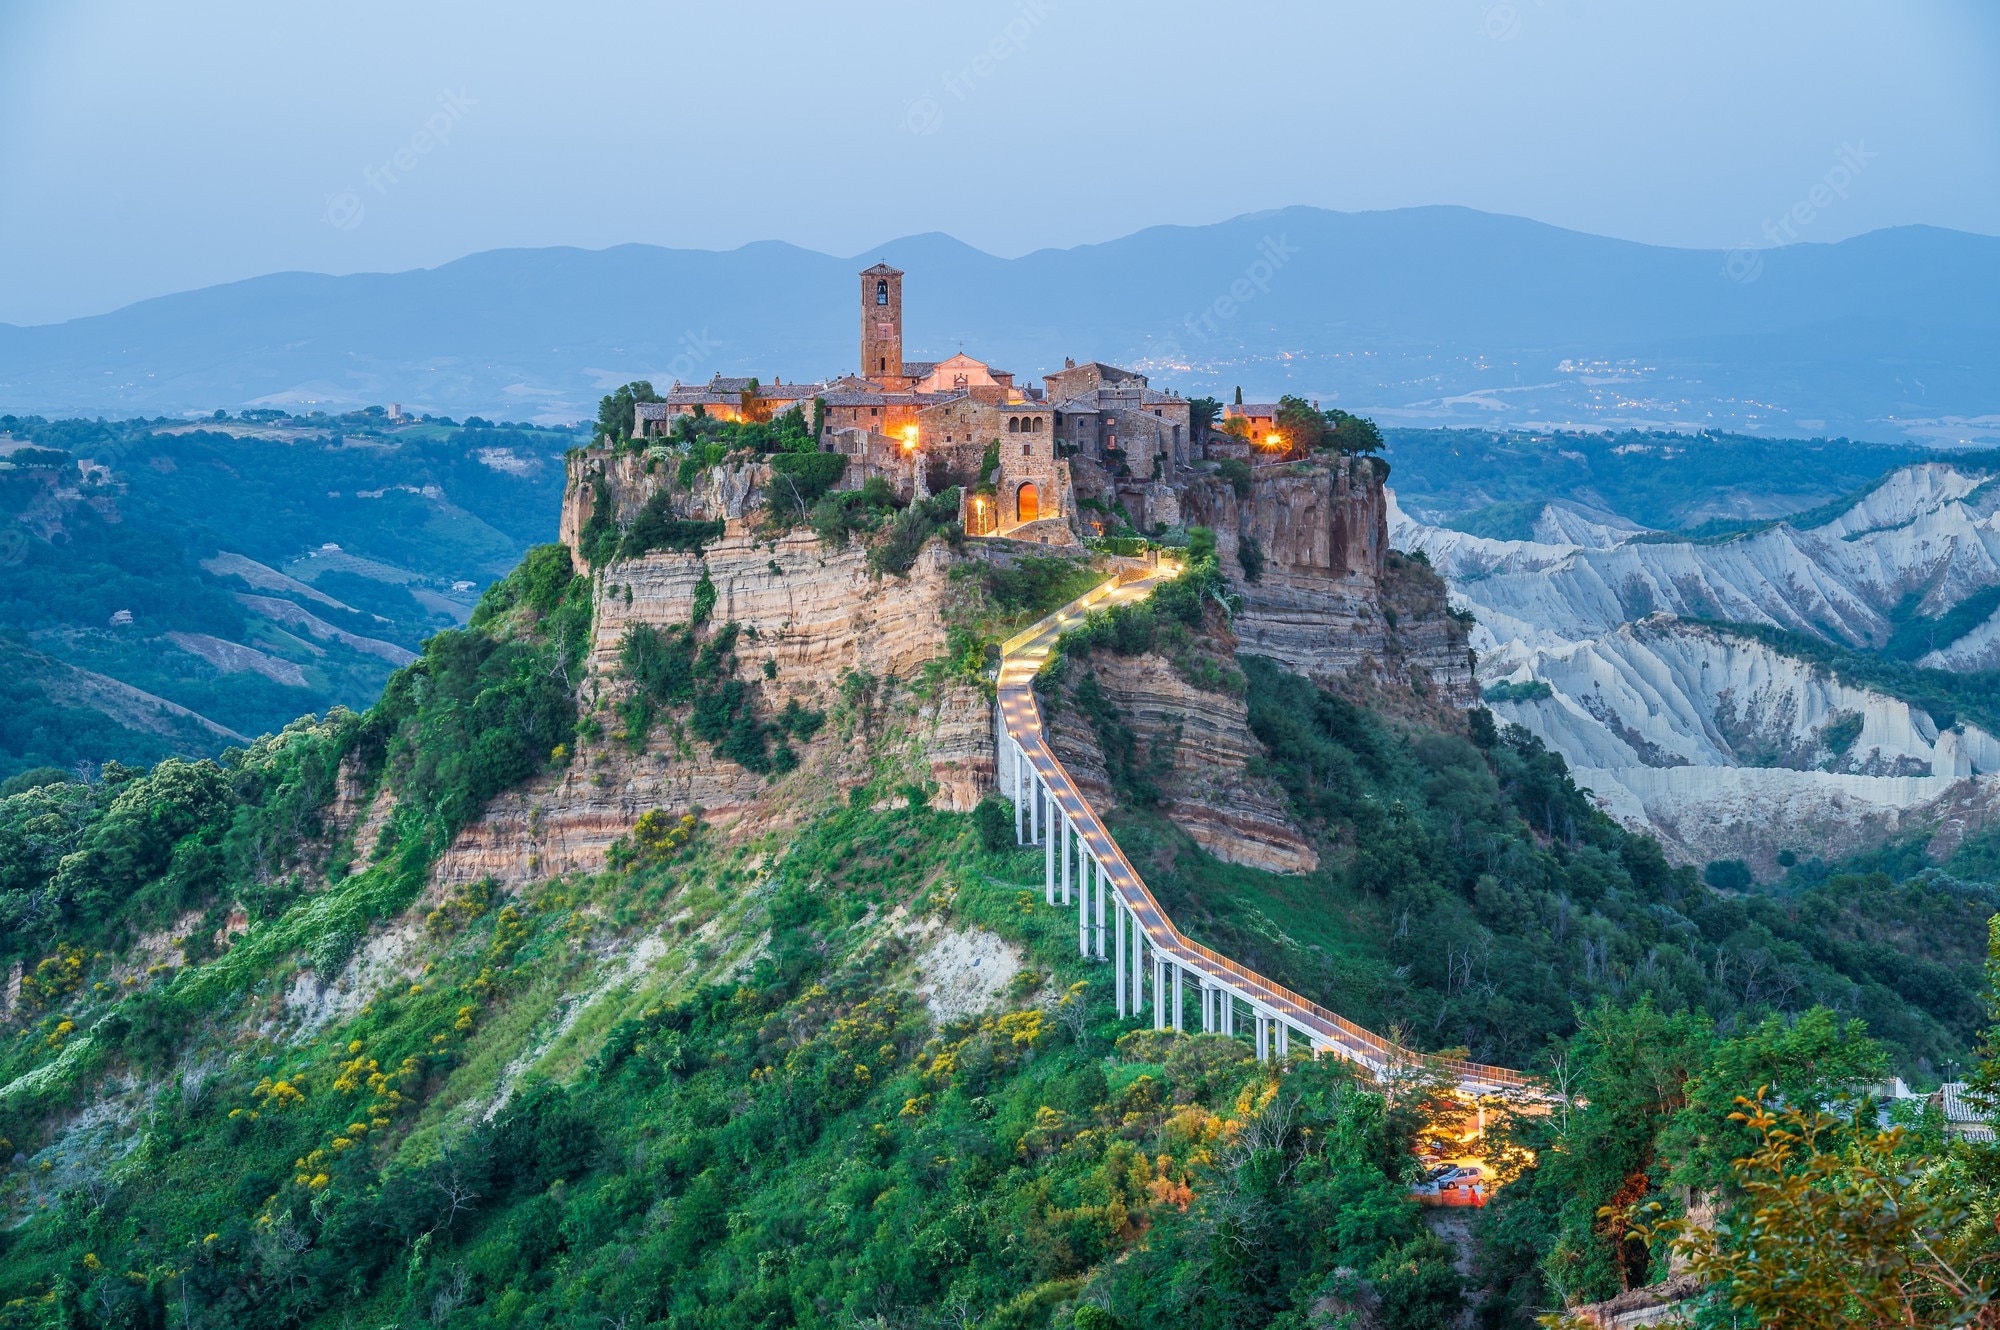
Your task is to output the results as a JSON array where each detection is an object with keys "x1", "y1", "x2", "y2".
[{"x1": 993, "y1": 568, "x2": 1535, "y2": 1098}]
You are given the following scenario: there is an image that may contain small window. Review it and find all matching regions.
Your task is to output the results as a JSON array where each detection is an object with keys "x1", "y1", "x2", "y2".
[
  {"x1": 1022, "y1": 443, "x2": 1030, "y2": 457},
  {"x1": 876, "y1": 279, "x2": 888, "y2": 305},
  {"x1": 870, "y1": 406, "x2": 878, "y2": 417},
  {"x1": 879, "y1": 356, "x2": 886, "y2": 372}
]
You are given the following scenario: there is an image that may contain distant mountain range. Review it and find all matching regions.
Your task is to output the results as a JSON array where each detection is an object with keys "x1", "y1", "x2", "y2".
[{"x1": 3, "y1": 206, "x2": 1998, "y2": 443}]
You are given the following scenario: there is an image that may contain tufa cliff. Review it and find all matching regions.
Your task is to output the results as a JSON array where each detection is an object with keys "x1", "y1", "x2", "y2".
[
  {"x1": 1180, "y1": 456, "x2": 1477, "y2": 712},
  {"x1": 448, "y1": 445, "x2": 1467, "y2": 886}
]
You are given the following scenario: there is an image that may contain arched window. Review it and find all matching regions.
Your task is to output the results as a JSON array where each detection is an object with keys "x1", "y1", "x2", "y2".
[
  {"x1": 1007, "y1": 417, "x2": 1019, "y2": 433},
  {"x1": 875, "y1": 280, "x2": 888, "y2": 306},
  {"x1": 1017, "y1": 482, "x2": 1039, "y2": 524}
]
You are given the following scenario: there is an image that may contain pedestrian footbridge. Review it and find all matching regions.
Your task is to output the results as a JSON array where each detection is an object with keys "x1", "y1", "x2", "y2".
[{"x1": 993, "y1": 562, "x2": 1536, "y2": 1100}]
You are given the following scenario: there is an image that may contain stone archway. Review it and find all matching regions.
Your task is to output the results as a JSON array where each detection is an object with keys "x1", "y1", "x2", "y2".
[{"x1": 1017, "y1": 482, "x2": 1039, "y2": 524}]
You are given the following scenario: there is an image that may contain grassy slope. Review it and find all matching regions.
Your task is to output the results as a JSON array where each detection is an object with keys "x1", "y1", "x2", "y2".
[{"x1": 0, "y1": 540, "x2": 1992, "y2": 1328}]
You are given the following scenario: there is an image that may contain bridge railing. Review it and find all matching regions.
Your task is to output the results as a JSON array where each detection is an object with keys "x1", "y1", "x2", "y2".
[{"x1": 997, "y1": 568, "x2": 1536, "y2": 1098}]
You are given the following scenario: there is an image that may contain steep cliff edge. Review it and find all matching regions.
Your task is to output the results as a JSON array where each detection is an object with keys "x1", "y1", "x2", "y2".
[
  {"x1": 1040, "y1": 648, "x2": 1320, "y2": 876},
  {"x1": 1181, "y1": 457, "x2": 1476, "y2": 714},
  {"x1": 446, "y1": 457, "x2": 992, "y2": 888}
]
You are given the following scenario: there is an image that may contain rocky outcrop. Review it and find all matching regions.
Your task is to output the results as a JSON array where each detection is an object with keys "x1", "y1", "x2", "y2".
[
  {"x1": 559, "y1": 446, "x2": 778, "y2": 571},
  {"x1": 591, "y1": 525, "x2": 958, "y2": 685},
  {"x1": 444, "y1": 463, "x2": 996, "y2": 888},
  {"x1": 1182, "y1": 457, "x2": 1475, "y2": 707},
  {"x1": 1042, "y1": 647, "x2": 1318, "y2": 875},
  {"x1": 433, "y1": 675, "x2": 990, "y2": 888}
]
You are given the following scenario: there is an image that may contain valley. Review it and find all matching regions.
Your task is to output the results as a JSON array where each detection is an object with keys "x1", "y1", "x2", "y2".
[{"x1": 1392, "y1": 444, "x2": 2000, "y2": 878}]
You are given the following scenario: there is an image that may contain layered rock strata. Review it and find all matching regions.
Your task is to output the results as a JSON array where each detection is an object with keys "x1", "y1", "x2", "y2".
[
  {"x1": 1042, "y1": 648, "x2": 1318, "y2": 875},
  {"x1": 1181, "y1": 456, "x2": 1475, "y2": 706}
]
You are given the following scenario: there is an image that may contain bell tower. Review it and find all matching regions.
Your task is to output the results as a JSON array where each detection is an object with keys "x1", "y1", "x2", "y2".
[{"x1": 860, "y1": 263, "x2": 903, "y2": 386}]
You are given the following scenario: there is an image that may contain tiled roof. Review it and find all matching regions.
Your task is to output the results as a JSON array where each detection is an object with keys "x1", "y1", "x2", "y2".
[
  {"x1": 822, "y1": 390, "x2": 960, "y2": 408},
  {"x1": 860, "y1": 262, "x2": 903, "y2": 276},
  {"x1": 1940, "y1": 1083, "x2": 1992, "y2": 1126},
  {"x1": 901, "y1": 361, "x2": 939, "y2": 377},
  {"x1": 635, "y1": 402, "x2": 673, "y2": 420},
  {"x1": 1053, "y1": 360, "x2": 1143, "y2": 382}
]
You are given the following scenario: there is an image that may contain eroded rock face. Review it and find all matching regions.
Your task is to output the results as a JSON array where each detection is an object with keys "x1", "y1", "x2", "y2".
[
  {"x1": 1182, "y1": 457, "x2": 1475, "y2": 707},
  {"x1": 1042, "y1": 650, "x2": 1318, "y2": 875},
  {"x1": 591, "y1": 526, "x2": 954, "y2": 684},
  {"x1": 444, "y1": 467, "x2": 995, "y2": 888}
]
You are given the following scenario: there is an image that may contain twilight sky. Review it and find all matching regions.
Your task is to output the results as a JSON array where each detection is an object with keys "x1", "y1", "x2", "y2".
[{"x1": 1, "y1": 0, "x2": 1996, "y2": 326}]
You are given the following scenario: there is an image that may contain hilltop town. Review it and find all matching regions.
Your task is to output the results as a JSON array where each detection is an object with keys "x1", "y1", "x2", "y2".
[{"x1": 626, "y1": 264, "x2": 1305, "y2": 545}]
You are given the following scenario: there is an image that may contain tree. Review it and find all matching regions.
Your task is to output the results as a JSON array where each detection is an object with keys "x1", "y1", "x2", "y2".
[
  {"x1": 1973, "y1": 913, "x2": 2000, "y2": 1115},
  {"x1": 973, "y1": 795, "x2": 1014, "y2": 851},
  {"x1": 1188, "y1": 396, "x2": 1222, "y2": 440},
  {"x1": 1628, "y1": 1096, "x2": 2000, "y2": 1329},
  {"x1": 1273, "y1": 396, "x2": 1325, "y2": 455},
  {"x1": 596, "y1": 381, "x2": 658, "y2": 442},
  {"x1": 1324, "y1": 408, "x2": 1384, "y2": 455}
]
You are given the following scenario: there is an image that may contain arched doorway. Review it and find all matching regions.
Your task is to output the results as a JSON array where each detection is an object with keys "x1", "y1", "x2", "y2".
[{"x1": 1017, "y1": 482, "x2": 1039, "y2": 525}]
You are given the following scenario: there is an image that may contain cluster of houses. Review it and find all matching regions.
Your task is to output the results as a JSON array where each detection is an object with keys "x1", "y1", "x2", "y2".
[{"x1": 633, "y1": 264, "x2": 1283, "y2": 543}]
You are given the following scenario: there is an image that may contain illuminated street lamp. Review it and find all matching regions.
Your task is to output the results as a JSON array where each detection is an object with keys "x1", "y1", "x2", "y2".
[{"x1": 901, "y1": 425, "x2": 919, "y2": 451}]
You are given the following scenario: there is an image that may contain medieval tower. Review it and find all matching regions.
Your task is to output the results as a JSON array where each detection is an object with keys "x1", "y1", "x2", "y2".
[{"x1": 860, "y1": 263, "x2": 903, "y2": 385}]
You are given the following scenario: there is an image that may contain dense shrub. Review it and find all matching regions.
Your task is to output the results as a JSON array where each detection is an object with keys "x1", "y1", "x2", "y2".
[{"x1": 615, "y1": 491, "x2": 724, "y2": 561}]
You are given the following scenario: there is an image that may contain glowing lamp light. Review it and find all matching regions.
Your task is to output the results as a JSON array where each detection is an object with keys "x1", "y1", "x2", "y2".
[
  {"x1": 1264, "y1": 432, "x2": 1284, "y2": 450},
  {"x1": 901, "y1": 426, "x2": 919, "y2": 451}
]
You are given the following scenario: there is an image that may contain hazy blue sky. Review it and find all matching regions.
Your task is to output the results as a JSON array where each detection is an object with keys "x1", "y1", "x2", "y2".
[{"x1": 2, "y1": 0, "x2": 1996, "y2": 326}]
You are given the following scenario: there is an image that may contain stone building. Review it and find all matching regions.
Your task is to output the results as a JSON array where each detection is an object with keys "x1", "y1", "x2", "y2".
[{"x1": 1045, "y1": 359, "x2": 1194, "y2": 482}]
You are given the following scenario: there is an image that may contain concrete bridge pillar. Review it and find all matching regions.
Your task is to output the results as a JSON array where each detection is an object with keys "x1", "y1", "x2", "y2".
[
  {"x1": 1077, "y1": 849, "x2": 1090, "y2": 958},
  {"x1": 1275, "y1": 1022, "x2": 1290, "y2": 1060},
  {"x1": 1114, "y1": 899, "x2": 1127, "y2": 1015},
  {"x1": 1012, "y1": 736, "x2": 1025, "y2": 845},
  {"x1": 1255, "y1": 1014, "x2": 1270, "y2": 1061},
  {"x1": 1042, "y1": 785, "x2": 1054, "y2": 900},
  {"x1": 1153, "y1": 957, "x2": 1167, "y2": 1030},
  {"x1": 1060, "y1": 814, "x2": 1073, "y2": 908},
  {"x1": 1171, "y1": 966, "x2": 1184, "y2": 1032},
  {"x1": 1130, "y1": 911, "x2": 1145, "y2": 1016},
  {"x1": 1092, "y1": 860, "x2": 1106, "y2": 959}
]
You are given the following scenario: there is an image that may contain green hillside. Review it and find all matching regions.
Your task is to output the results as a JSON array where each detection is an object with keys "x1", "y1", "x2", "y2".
[
  {"x1": 0, "y1": 412, "x2": 580, "y2": 781},
  {"x1": 0, "y1": 541, "x2": 1994, "y2": 1328}
]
